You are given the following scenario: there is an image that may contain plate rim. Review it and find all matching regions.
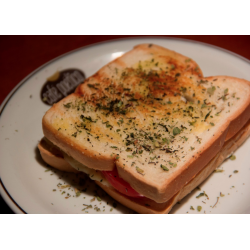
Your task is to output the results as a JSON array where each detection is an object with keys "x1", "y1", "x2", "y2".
[{"x1": 1, "y1": 36, "x2": 250, "y2": 214}]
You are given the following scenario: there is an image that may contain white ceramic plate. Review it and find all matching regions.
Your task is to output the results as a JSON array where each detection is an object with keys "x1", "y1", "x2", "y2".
[{"x1": 1, "y1": 37, "x2": 250, "y2": 214}]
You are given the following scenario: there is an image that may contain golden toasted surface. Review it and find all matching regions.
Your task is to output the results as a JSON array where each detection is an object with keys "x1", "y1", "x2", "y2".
[{"x1": 42, "y1": 44, "x2": 250, "y2": 202}]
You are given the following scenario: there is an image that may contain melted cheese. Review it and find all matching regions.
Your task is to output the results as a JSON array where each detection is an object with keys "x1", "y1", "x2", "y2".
[{"x1": 63, "y1": 153, "x2": 110, "y2": 187}]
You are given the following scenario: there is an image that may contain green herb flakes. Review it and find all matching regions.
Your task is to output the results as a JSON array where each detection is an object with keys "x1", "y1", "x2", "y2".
[
  {"x1": 214, "y1": 169, "x2": 224, "y2": 173},
  {"x1": 82, "y1": 204, "x2": 92, "y2": 211},
  {"x1": 197, "y1": 206, "x2": 202, "y2": 212},
  {"x1": 63, "y1": 102, "x2": 72, "y2": 108},
  {"x1": 204, "y1": 110, "x2": 212, "y2": 121},
  {"x1": 188, "y1": 120, "x2": 196, "y2": 126},
  {"x1": 162, "y1": 138, "x2": 170, "y2": 144},
  {"x1": 96, "y1": 196, "x2": 102, "y2": 201},
  {"x1": 87, "y1": 84, "x2": 98, "y2": 89},
  {"x1": 230, "y1": 155, "x2": 236, "y2": 160},
  {"x1": 207, "y1": 86, "x2": 216, "y2": 95},
  {"x1": 169, "y1": 161, "x2": 177, "y2": 168},
  {"x1": 196, "y1": 191, "x2": 209, "y2": 199},
  {"x1": 160, "y1": 164, "x2": 169, "y2": 171},
  {"x1": 136, "y1": 166, "x2": 145, "y2": 175},
  {"x1": 173, "y1": 127, "x2": 181, "y2": 136},
  {"x1": 171, "y1": 64, "x2": 175, "y2": 70},
  {"x1": 117, "y1": 101, "x2": 123, "y2": 107},
  {"x1": 72, "y1": 132, "x2": 77, "y2": 137},
  {"x1": 196, "y1": 192, "x2": 205, "y2": 199}
]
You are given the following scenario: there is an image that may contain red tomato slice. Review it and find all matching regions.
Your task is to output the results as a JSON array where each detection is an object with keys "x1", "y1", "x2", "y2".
[{"x1": 102, "y1": 168, "x2": 143, "y2": 198}]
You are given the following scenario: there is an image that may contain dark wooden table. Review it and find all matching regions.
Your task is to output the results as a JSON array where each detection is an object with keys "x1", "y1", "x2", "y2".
[{"x1": 0, "y1": 35, "x2": 249, "y2": 214}]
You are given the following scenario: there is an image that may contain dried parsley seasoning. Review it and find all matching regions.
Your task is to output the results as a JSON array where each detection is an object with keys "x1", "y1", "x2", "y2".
[
  {"x1": 197, "y1": 206, "x2": 202, "y2": 212},
  {"x1": 196, "y1": 193, "x2": 205, "y2": 199},
  {"x1": 214, "y1": 169, "x2": 224, "y2": 173},
  {"x1": 170, "y1": 64, "x2": 175, "y2": 70},
  {"x1": 188, "y1": 120, "x2": 196, "y2": 126},
  {"x1": 220, "y1": 192, "x2": 225, "y2": 197},
  {"x1": 207, "y1": 86, "x2": 216, "y2": 95},
  {"x1": 204, "y1": 110, "x2": 211, "y2": 121},
  {"x1": 196, "y1": 191, "x2": 208, "y2": 199},
  {"x1": 94, "y1": 207, "x2": 101, "y2": 212},
  {"x1": 182, "y1": 136, "x2": 188, "y2": 141},
  {"x1": 87, "y1": 83, "x2": 99, "y2": 90},
  {"x1": 173, "y1": 127, "x2": 181, "y2": 136},
  {"x1": 75, "y1": 190, "x2": 81, "y2": 197},
  {"x1": 196, "y1": 136, "x2": 202, "y2": 144},
  {"x1": 160, "y1": 164, "x2": 169, "y2": 171},
  {"x1": 82, "y1": 204, "x2": 92, "y2": 211},
  {"x1": 96, "y1": 196, "x2": 102, "y2": 201},
  {"x1": 169, "y1": 161, "x2": 177, "y2": 168},
  {"x1": 230, "y1": 155, "x2": 236, "y2": 160},
  {"x1": 72, "y1": 132, "x2": 77, "y2": 137},
  {"x1": 136, "y1": 166, "x2": 145, "y2": 175},
  {"x1": 63, "y1": 102, "x2": 72, "y2": 108},
  {"x1": 158, "y1": 123, "x2": 169, "y2": 132}
]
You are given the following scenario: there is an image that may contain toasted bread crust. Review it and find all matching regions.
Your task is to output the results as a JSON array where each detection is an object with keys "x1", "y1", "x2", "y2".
[{"x1": 42, "y1": 44, "x2": 250, "y2": 203}]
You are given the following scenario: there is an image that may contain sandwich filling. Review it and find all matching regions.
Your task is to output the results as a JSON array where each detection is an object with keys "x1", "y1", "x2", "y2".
[{"x1": 63, "y1": 149, "x2": 143, "y2": 198}]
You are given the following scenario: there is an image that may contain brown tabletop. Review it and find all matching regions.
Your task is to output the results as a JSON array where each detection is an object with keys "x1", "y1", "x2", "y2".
[{"x1": 0, "y1": 35, "x2": 249, "y2": 213}]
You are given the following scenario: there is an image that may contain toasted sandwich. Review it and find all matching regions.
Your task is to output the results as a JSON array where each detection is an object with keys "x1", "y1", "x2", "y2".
[{"x1": 39, "y1": 44, "x2": 250, "y2": 213}]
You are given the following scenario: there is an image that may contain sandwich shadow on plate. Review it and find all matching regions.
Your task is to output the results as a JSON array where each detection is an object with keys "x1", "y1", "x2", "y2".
[{"x1": 34, "y1": 145, "x2": 134, "y2": 214}]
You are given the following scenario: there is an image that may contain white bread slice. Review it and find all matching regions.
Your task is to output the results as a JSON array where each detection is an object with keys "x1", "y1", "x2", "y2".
[
  {"x1": 42, "y1": 44, "x2": 250, "y2": 203},
  {"x1": 39, "y1": 119, "x2": 250, "y2": 213}
]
